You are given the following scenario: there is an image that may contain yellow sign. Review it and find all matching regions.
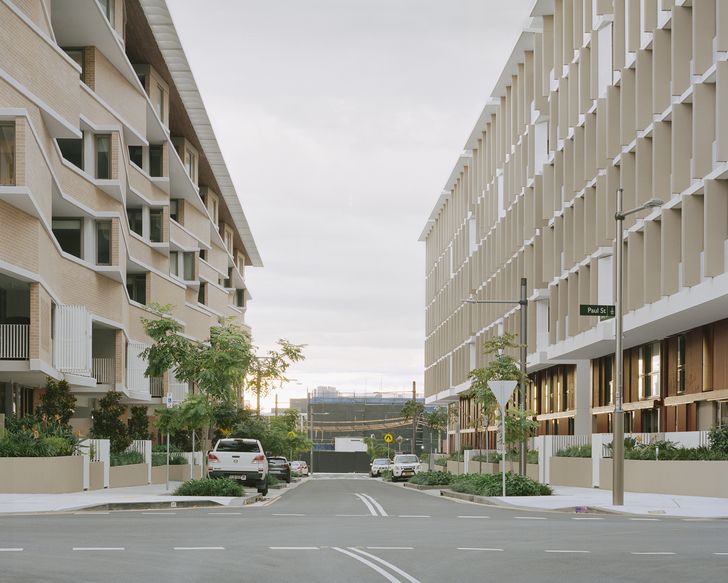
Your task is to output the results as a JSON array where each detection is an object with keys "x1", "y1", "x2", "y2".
[
  {"x1": 287, "y1": 431, "x2": 297, "y2": 439},
  {"x1": 383, "y1": 433, "x2": 394, "y2": 443}
]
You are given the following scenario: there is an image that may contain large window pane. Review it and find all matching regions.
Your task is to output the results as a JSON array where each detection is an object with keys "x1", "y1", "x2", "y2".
[
  {"x1": 155, "y1": 83, "x2": 165, "y2": 121},
  {"x1": 183, "y1": 252, "x2": 194, "y2": 280},
  {"x1": 95, "y1": 134, "x2": 110, "y2": 179},
  {"x1": 169, "y1": 199, "x2": 179, "y2": 222},
  {"x1": 149, "y1": 145, "x2": 163, "y2": 177},
  {"x1": 197, "y1": 282, "x2": 206, "y2": 305},
  {"x1": 149, "y1": 209, "x2": 163, "y2": 243},
  {"x1": 127, "y1": 208, "x2": 143, "y2": 236},
  {"x1": 57, "y1": 138, "x2": 83, "y2": 170},
  {"x1": 96, "y1": 221, "x2": 111, "y2": 265},
  {"x1": 169, "y1": 251, "x2": 178, "y2": 277},
  {"x1": 52, "y1": 219, "x2": 82, "y2": 258},
  {"x1": 129, "y1": 146, "x2": 143, "y2": 168},
  {"x1": 126, "y1": 274, "x2": 146, "y2": 305},
  {"x1": 0, "y1": 123, "x2": 15, "y2": 186}
]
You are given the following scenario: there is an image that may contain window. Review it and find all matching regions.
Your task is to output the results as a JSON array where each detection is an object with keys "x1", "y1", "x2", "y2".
[
  {"x1": 184, "y1": 150, "x2": 196, "y2": 182},
  {"x1": 169, "y1": 251, "x2": 179, "y2": 277},
  {"x1": 96, "y1": 221, "x2": 111, "y2": 265},
  {"x1": 95, "y1": 134, "x2": 111, "y2": 179},
  {"x1": 224, "y1": 267, "x2": 232, "y2": 288},
  {"x1": 137, "y1": 73, "x2": 146, "y2": 90},
  {"x1": 169, "y1": 199, "x2": 180, "y2": 222},
  {"x1": 52, "y1": 219, "x2": 82, "y2": 258},
  {"x1": 127, "y1": 208, "x2": 143, "y2": 236},
  {"x1": 235, "y1": 289, "x2": 245, "y2": 308},
  {"x1": 641, "y1": 409, "x2": 659, "y2": 433},
  {"x1": 129, "y1": 146, "x2": 143, "y2": 168},
  {"x1": 126, "y1": 274, "x2": 146, "y2": 305},
  {"x1": 149, "y1": 145, "x2": 163, "y2": 177},
  {"x1": 98, "y1": 0, "x2": 114, "y2": 25},
  {"x1": 149, "y1": 208, "x2": 163, "y2": 243},
  {"x1": 210, "y1": 197, "x2": 218, "y2": 223},
  {"x1": 197, "y1": 282, "x2": 206, "y2": 305},
  {"x1": 183, "y1": 252, "x2": 195, "y2": 280},
  {"x1": 676, "y1": 335, "x2": 686, "y2": 394},
  {"x1": 155, "y1": 83, "x2": 165, "y2": 122},
  {"x1": 57, "y1": 138, "x2": 83, "y2": 170},
  {"x1": 0, "y1": 122, "x2": 15, "y2": 186},
  {"x1": 638, "y1": 342, "x2": 661, "y2": 399},
  {"x1": 64, "y1": 48, "x2": 84, "y2": 80}
]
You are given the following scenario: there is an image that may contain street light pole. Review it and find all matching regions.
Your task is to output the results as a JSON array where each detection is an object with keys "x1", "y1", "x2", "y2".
[{"x1": 613, "y1": 189, "x2": 663, "y2": 506}]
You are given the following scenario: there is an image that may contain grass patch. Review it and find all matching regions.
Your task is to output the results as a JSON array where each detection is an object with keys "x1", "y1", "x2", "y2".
[{"x1": 173, "y1": 478, "x2": 243, "y2": 497}]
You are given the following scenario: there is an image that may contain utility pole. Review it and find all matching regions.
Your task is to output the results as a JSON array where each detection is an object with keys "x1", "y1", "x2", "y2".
[
  {"x1": 308, "y1": 390, "x2": 314, "y2": 475},
  {"x1": 275, "y1": 393, "x2": 278, "y2": 417},
  {"x1": 256, "y1": 368, "x2": 261, "y2": 417},
  {"x1": 411, "y1": 381, "x2": 417, "y2": 455},
  {"x1": 519, "y1": 277, "x2": 528, "y2": 476}
]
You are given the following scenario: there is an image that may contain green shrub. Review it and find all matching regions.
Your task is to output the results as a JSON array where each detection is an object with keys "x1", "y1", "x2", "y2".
[
  {"x1": 268, "y1": 475, "x2": 281, "y2": 487},
  {"x1": 408, "y1": 471, "x2": 452, "y2": 486},
  {"x1": 433, "y1": 457, "x2": 448, "y2": 467},
  {"x1": 472, "y1": 452, "x2": 501, "y2": 463},
  {"x1": 380, "y1": 469, "x2": 393, "y2": 482},
  {"x1": 450, "y1": 472, "x2": 551, "y2": 496},
  {"x1": 128, "y1": 406, "x2": 150, "y2": 440},
  {"x1": 44, "y1": 436, "x2": 75, "y2": 456},
  {"x1": 174, "y1": 478, "x2": 243, "y2": 497},
  {"x1": 0, "y1": 432, "x2": 76, "y2": 457},
  {"x1": 709, "y1": 425, "x2": 728, "y2": 456},
  {"x1": 556, "y1": 444, "x2": 592, "y2": 458},
  {"x1": 608, "y1": 439, "x2": 728, "y2": 461},
  {"x1": 110, "y1": 451, "x2": 144, "y2": 467},
  {"x1": 448, "y1": 451, "x2": 464, "y2": 462},
  {"x1": 90, "y1": 391, "x2": 131, "y2": 454},
  {"x1": 151, "y1": 452, "x2": 187, "y2": 466}
]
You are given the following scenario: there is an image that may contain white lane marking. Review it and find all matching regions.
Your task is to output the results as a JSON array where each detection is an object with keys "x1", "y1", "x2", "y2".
[
  {"x1": 142, "y1": 512, "x2": 177, "y2": 515},
  {"x1": 630, "y1": 552, "x2": 675, "y2": 555},
  {"x1": 683, "y1": 518, "x2": 714, "y2": 522},
  {"x1": 74, "y1": 512, "x2": 110, "y2": 515},
  {"x1": 458, "y1": 515, "x2": 490, "y2": 519},
  {"x1": 514, "y1": 516, "x2": 547, "y2": 520},
  {"x1": 545, "y1": 550, "x2": 591, "y2": 554},
  {"x1": 457, "y1": 547, "x2": 504, "y2": 552},
  {"x1": 174, "y1": 547, "x2": 225, "y2": 551},
  {"x1": 348, "y1": 547, "x2": 422, "y2": 583},
  {"x1": 355, "y1": 493, "x2": 379, "y2": 517},
  {"x1": 269, "y1": 546, "x2": 320, "y2": 550},
  {"x1": 332, "y1": 547, "x2": 401, "y2": 583},
  {"x1": 0, "y1": 548, "x2": 23, "y2": 552},
  {"x1": 366, "y1": 547, "x2": 414, "y2": 550},
  {"x1": 714, "y1": 553, "x2": 728, "y2": 556},
  {"x1": 73, "y1": 547, "x2": 125, "y2": 551},
  {"x1": 336, "y1": 514, "x2": 371, "y2": 517},
  {"x1": 272, "y1": 513, "x2": 305, "y2": 516},
  {"x1": 359, "y1": 493, "x2": 388, "y2": 517},
  {"x1": 207, "y1": 512, "x2": 242, "y2": 515},
  {"x1": 398, "y1": 515, "x2": 430, "y2": 518},
  {"x1": 571, "y1": 517, "x2": 604, "y2": 521},
  {"x1": 628, "y1": 518, "x2": 660, "y2": 522}
]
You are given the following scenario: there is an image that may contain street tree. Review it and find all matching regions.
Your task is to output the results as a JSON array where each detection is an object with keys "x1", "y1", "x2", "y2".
[
  {"x1": 423, "y1": 407, "x2": 448, "y2": 462},
  {"x1": 247, "y1": 340, "x2": 305, "y2": 416}
]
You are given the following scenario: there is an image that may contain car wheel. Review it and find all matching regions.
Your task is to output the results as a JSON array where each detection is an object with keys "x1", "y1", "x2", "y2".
[
  {"x1": 257, "y1": 478, "x2": 268, "y2": 497},
  {"x1": 286, "y1": 475, "x2": 291, "y2": 484}
]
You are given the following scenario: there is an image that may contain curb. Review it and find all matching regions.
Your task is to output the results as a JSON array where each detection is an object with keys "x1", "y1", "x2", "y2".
[{"x1": 403, "y1": 483, "x2": 442, "y2": 491}]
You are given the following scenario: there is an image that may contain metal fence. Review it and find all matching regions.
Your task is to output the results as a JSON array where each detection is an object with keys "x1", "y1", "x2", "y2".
[{"x1": 0, "y1": 323, "x2": 29, "y2": 359}]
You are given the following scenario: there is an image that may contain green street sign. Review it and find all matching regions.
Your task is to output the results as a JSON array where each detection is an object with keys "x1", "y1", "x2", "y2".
[{"x1": 580, "y1": 304, "x2": 615, "y2": 318}]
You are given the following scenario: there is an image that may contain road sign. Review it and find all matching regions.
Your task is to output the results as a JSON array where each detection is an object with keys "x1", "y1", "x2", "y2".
[
  {"x1": 579, "y1": 304, "x2": 615, "y2": 318},
  {"x1": 384, "y1": 433, "x2": 394, "y2": 443},
  {"x1": 487, "y1": 380, "x2": 518, "y2": 408},
  {"x1": 165, "y1": 394, "x2": 174, "y2": 408},
  {"x1": 287, "y1": 431, "x2": 297, "y2": 439}
]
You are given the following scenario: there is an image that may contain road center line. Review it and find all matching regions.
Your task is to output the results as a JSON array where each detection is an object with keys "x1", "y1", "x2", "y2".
[
  {"x1": 73, "y1": 547, "x2": 125, "y2": 551},
  {"x1": 174, "y1": 547, "x2": 225, "y2": 551},
  {"x1": 0, "y1": 548, "x2": 23, "y2": 552},
  {"x1": 630, "y1": 552, "x2": 675, "y2": 555},
  {"x1": 545, "y1": 550, "x2": 591, "y2": 554},
  {"x1": 457, "y1": 548, "x2": 504, "y2": 552},
  {"x1": 355, "y1": 493, "x2": 379, "y2": 517},
  {"x1": 332, "y1": 547, "x2": 401, "y2": 583},
  {"x1": 359, "y1": 493, "x2": 388, "y2": 517},
  {"x1": 348, "y1": 547, "x2": 422, "y2": 583},
  {"x1": 269, "y1": 546, "x2": 320, "y2": 550}
]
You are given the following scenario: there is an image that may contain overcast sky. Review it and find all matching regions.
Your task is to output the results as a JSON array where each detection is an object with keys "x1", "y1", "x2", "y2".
[{"x1": 168, "y1": 0, "x2": 533, "y2": 409}]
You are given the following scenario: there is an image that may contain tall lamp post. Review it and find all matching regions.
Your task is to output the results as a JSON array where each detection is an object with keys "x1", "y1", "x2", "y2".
[
  {"x1": 464, "y1": 277, "x2": 529, "y2": 475},
  {"x1": 613, "y1": 189, "x2": 663, "y2": 505}
]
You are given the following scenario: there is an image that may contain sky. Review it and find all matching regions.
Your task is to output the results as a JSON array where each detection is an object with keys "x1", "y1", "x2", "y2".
[{"x1": 167, "y1": 0, "x2": 534, "y2": 410}]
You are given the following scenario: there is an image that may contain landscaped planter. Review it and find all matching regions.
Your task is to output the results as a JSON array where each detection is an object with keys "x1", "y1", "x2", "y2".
[
  {"x1": 109, "y1": 463, "x2": 148, "y2": 488},
  {"x1": 89, "y1": 460, "x2": 104, "y2": 490},
  {"x1": 470, "y1": 462, "x2": 499, "y2": 475},
  {"x1": 600, "y1": 459, "x2": 728, "y2": 498},
  {"x1": 0, "y1": 456, "x2": 83, "y2": 493},
  {"x1": 550, "y1": 457, "x2": 592, "y2": 488},
  {"x1": 446, "y1": 461, "x2": 464, "y2": 475}
]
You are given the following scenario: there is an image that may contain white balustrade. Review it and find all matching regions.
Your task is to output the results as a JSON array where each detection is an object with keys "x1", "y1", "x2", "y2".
[
  {"x1": 92, "y1": 357, "x2": 115, "y2": 384},
  {"x1": 0, "y1": 323, "x2": 29, "y2": 359}
]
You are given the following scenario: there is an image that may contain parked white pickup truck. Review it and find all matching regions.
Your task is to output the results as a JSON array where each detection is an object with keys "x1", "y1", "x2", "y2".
[
  {"x1": 391, "y1": 454, "x2": 421, "y2": 482},
  {"x1": 207, "y1": 438, "x2": 269, "y2": 495}
]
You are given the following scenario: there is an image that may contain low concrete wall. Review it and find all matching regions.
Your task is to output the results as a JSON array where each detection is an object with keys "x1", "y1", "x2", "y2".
[
  {"x1": 151, "y1": 465, "x2": 202, "y2": 484},
  {"x1": 109, "y1": 463, "x2": 148, "y2": 488},
  {"x1": 470, "y1": 462, "x2": 500, "y2": 475},
  {"x1": 446, "y1": 461, "x2": 464, "y2": 475},
  {"x1": 89, "y1": 461, "x2": 105, "y2": 490},
  {"x1": 600, "y1": 459, "x2": 728, "y2": 498},
  {"x1": 550, "y1": 457, "x2": 592, "y2": 488},
  {"x1": 0, "y1": 456, "x2": 84, "y2": 493}
]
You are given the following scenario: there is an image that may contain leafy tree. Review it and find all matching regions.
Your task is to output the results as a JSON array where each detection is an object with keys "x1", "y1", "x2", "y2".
[
  {"x1": 35, "y1": 378, "x2": 76, "y2": 434},
  {"x1": 128, "y1": 406, "x2": 150, "y2": 440},
  {"x1": 90, "y1": 391, "x2": 130, "y2": 453},
  {"x1": 363, "y1": 435, "x2": 391, "y2": 460},
  {"x1": 247, "y1": 340, "x2": 305, "y2": 416},
  {"x1": 423, "y1": 407, "x2": 448, "y2": 459}
]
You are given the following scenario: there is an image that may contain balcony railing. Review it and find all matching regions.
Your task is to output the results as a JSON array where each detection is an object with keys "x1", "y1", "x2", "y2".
[
  {"x1": 150, "y1": 377, "x2": 163, "y2": 398},
  {"x1": 92, "y1": 357, "x2": 115, "y2": 384},
  {"x1": 0, "y1": 323, "x2": 29, "y2": 360}
]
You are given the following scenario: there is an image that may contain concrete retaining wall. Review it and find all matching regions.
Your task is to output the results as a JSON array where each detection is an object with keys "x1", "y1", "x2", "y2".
[
  {"x1": 0, "y1": 456, "x2": 84, "y2": 493},
  {"x1": 600, "y1": 459, "x2": 728, "y2": 498},
  {"x1": 446, "y1": 461, "x2": 465, "y2": 475},
  {"x1": 150, "y1": 464, "x2": 201, "y2": 484},
  {"x1": 89, "y1": 461, "x2": 104, "y2": 490},
  {"x1": 550, "y1": 457, "x2": 592, "y2": 487},
  {"x1": 109, "y1": 463, "x2": 148, "y2": 488}
]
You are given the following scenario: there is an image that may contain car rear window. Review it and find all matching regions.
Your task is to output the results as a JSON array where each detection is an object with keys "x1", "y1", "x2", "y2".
[
  {"x1": 395, "y1": 455, "x2": 418, "y2": 463},
  {"x1": 215, "y1": 440, "x2": 260, "y2": 453},
  {"x1": 373, "y1": 459, "x2": 389, "y2": 464}
]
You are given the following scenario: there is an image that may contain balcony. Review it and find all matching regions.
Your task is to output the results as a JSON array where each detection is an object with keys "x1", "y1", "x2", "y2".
[
  {"x1": 92, "y1": 356, "x2": 115, "y2": 384},
  {"x1": 150, "y1": 376, "x2": 163, "y2": 398},
  {"x1": 0, "y1": 323, "x2": 29, "y2": 360}
]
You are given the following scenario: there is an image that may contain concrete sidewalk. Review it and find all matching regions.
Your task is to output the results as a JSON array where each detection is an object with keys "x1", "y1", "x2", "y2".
[
  {"x1": 485, "y1": 486, "x2": 728, "y2": 518},
  {"x1": 0, "y1": 483, "x2": 261, "y2": 515}
]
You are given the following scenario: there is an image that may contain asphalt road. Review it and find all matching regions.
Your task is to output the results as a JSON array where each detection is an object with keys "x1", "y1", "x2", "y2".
[{"x1": 1, "y1": 475, "x2": 727, "y2": 582}]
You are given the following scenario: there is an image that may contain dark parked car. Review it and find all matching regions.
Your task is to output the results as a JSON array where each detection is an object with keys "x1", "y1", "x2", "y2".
[{"x1": 267, "y1": 456, "x2": 291, "y2": 483}]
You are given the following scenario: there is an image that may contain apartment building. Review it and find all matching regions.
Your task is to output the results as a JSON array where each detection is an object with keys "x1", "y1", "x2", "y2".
[
  {"x1": 421, "y1": 0, "x2": 728, "y2": 450},
  {"x1": 0, "y1": 0, "x2": 260, "y2": 433}
]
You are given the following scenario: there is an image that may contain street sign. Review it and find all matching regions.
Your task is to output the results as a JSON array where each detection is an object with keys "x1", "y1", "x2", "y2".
[
  {"x1": 165, "y1": 394, "x2": 174, "y2": 408},
  {"x1": 384, "y1": 433, "x2": 394, "y2": 443},
  {"x1": 579, "y1": 304, "x2": 615, "y2": 318},
  {"x1": 487, "y1": 380, "x2": 518, "y2": 408},
  {"x1": 287, "y1": 431, "x2": 296, "y2": 439}
]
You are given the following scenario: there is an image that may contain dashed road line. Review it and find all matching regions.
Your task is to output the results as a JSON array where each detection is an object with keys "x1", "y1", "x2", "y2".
[
  {"x1": 269, "y1": 546, "x2": 320, "y2": 550},
  {"x1": 142, "y1": 512, "x2": 177, "y2": 516},
  {"x1": 207, "y1": 512, "x2": 242, "y2": 515},
  {"x1": 272, "y1": 513, "x2": 305, "y2": 516},
  {"x1": 683, "y1": 518, "x2": 714, "y2": 522},
  {"x1": 355, "y1": 493, "x2": 379, "y2": 517},
  {"x1": 174, "y1": 547, "x2": 225, "y2": 551},
  {"x1": 359, "y1": 493, "x2": 388, "y2": 517},
  {"x1": 0, "y1": 548, "x2": 23, "y2": 552},
  {"x1": 628, "y1": 518, "x2": 660, "y2": 522},
  {"x1": 366, "y1": 547, "x2": 414, "y2": 550},
  {"x1": 630, "y1": 552, "x2": 675, "y2": 556},
  {"x1": 457, "y1": 547, "x2": 504, "y2": 552},
  {"x1": 73, "y1": 547, "x2": 125, "y2": 551},
  {"x1": 398, "y1": 515, "x2": 430, "y2": 518},
  {"x1": 458, "y1": 515, "x2": 490, "y2": 519},
  {"x1": 348, "y1": 547, "x2": 422, "y2": 583},
  {"x1": 514, "y1": 516, "x2": 547, "y2": 520},
  {"x1": 74, "y1": 512, "x2": 110, "y2": 515},
  {"x1": 336, "y1": 514, "x2": 371, "y2": 517},
  {"x1": 713, "y1": 553, "x2": 728, "y2": 556},
  {"x1": 545, "y1": 550, "x2": 591, "y2": 554},
  {"x1": 571, "y1": 517, "x2": 604, "y2": 521}
]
